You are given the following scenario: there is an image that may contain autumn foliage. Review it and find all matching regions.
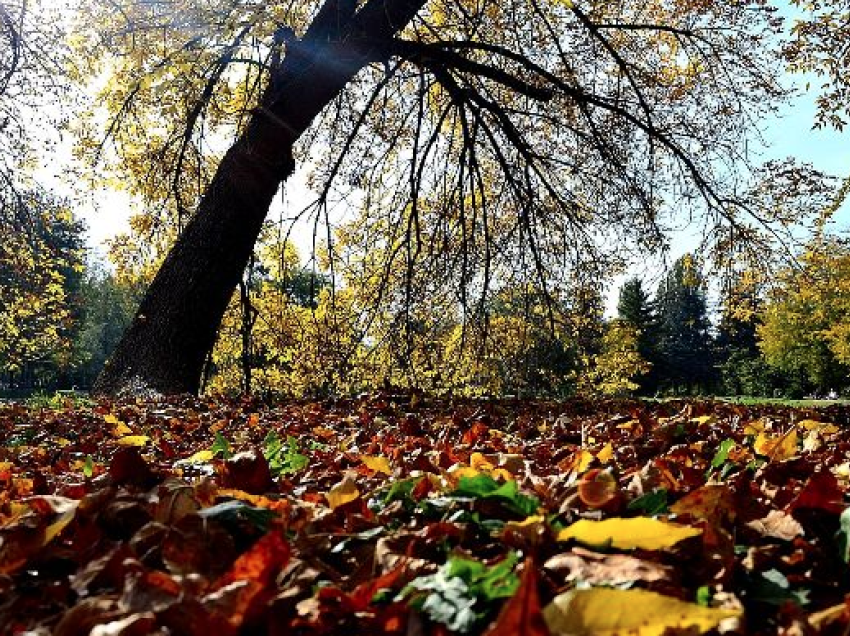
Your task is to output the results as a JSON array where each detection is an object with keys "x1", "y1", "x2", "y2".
[{"x1": 3, "y1": 395, "x2": 850, "y2": 634}]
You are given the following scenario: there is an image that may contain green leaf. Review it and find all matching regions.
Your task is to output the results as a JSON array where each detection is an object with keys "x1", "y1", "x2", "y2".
[
  {"x1": 380, "y1": 475, "x2": 424, "y2": 508},
  {"x1": 838, "y1": 507, "x2": 850, "y2": 563},
  {"x1": 82, "y1": 455, "x2": 94, "y2": 479},
  {"x1": 696, "y1": 586, "x2": 712, "y2": 607},
  {"x1": 748, "y1": 569, "x2": 809, "y2": 607},
  {"x1": 711, "y1": 439, "x2": 736, "y2": 468},
  {"x1": 210, "y1": 432, "x2": 233, "y2": 459},
  {"x1": 627, "y1": 489, "x2": 669, "y2": 515},
  {"x1": 400, "y1": 554, "x2": 520, "y2": 633},
  {"x1": 263, "y1": 431, "x2": 309, "y2": 476},
  {"x1": 451, "y1": 474, "x2": 540, "y2": 518},
  {"x1": 197, "y1": 500, "x2": 275, "y2": 532}
]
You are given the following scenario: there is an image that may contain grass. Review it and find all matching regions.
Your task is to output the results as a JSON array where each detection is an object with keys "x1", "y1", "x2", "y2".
[{"x1": 716, "y1": 395, "x2": 850, "y2": 408}]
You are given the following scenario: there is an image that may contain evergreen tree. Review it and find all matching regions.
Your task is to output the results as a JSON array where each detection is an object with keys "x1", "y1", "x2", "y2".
[
  {"x1": 655, "y1": 255, "x2": 715, "y2": 394},
  {"x1": 617, "y1": 278, "x2": 659, "y2": 393}
]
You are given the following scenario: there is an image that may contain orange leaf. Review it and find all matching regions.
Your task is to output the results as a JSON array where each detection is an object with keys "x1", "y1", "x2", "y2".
[
  {"x1": 214, "y1": 530, "x2": 290, "y2": 591},
  {"x1": 485, "y1": 558, "x2": 551, "y2": 635}
]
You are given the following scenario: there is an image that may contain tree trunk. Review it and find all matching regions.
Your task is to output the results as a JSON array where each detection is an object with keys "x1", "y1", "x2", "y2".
[{"x1": 93, "y1": 0, "x2": 427, "y2": 396}]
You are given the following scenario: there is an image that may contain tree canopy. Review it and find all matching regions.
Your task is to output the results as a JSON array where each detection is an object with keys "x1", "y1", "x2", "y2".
[{"x1": 63, "y1": 0, "x2": 832, "y2": 395}]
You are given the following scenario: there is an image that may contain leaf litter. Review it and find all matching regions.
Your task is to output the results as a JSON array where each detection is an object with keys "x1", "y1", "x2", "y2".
[{"x1": 2, "y1": 395, "x2": 850, "y2": 633}]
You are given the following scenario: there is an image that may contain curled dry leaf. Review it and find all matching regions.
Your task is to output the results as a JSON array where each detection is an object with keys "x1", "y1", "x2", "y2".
[
  {"x1": 544, "y1": 547, "x2": 674, "y2": 586},
  {"x1": 746, "y1": 510, "x2": 804, "y2": 541}
]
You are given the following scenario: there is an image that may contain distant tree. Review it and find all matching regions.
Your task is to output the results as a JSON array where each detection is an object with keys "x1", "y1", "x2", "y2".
[
  {"x1": 617, "y1": 278, "x2": 659, "y2": 393},
  {"x1": 578, "y1": 319, "x2": 650, "y2": 397},
  {"x1": 758, "y1": 237, "x2": 850, "y2": 393},
  {"x1": 655, "y1": 254, "x2": 715, "y2": 394},
  {"x1": 70, "y1": 264, "x2": 143, "y2": 388},
  {"x1": 0, "y1": 195, "x2": 85, "y2": 387}
]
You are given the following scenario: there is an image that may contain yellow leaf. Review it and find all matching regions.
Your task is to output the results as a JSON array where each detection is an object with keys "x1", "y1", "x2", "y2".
[
  {"x1": 327, "y1": 478, "x2": 361, "y2": 510},
  {"x1": 111, "y1": 422, "x2": 133, "y2": 437},
  {"x1": 470, "y1": 452, "x2": 496, "y2": 472},
  {"x1": 449, "y1": 466, "x2": 481, "y2": 481},
  {"x1": 557, "y1": 517, "x2": 701, "y2": 550},
  {"x1": 572, "y1": 450, "x2": 595, "y2": 473},
  {"x1": 52, "y1": 438, "x2": 73, "y2": 447},
  {"x1": 743, "y1": 419, "x2": 766, "y2": 435},
  {"x1": 115, "y1": 435, "x2": 150, "y2": 447},
  {"x1": 490, "y1": 468, "x2": 515, "y2": 481},
  {"x1": 103, "y1": 414, "x2": 120, "y2": 425},
  {"x1": 596, "y1": 443, "x2": 613, "y2": 464},
  {"x1": 42, "y1": 497, "x2": 79, "y2": 544},
  {"x1": 753, "y1": 429, "x2": 798, "y2": 461},
  {"x1": 691, "y1": 415, "x2": 717, "y2": 426},
  {"x1": 543, "y1": 588, "x2": 741, "y2": 636},
  {"x1": 511, "y1": 515, "x2": 545, "y2": 527},
  {"x1": 178, "y1": 449, "x2": 215, "y2": 465},
  {"x1": 798, "y1": 419, "x2": 839, "y2": 435},
  {"x1": 361, "y1": 455, "x2": 392, "y2": 475}
]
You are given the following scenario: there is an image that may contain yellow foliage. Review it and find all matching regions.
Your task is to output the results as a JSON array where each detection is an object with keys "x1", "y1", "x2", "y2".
[{"x1": 543, "y1": 588, "x2": 741, "y2": 636}]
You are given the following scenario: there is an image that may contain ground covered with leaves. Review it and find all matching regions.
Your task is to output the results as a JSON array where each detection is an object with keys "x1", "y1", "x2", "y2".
[{"x1": 3, "y1": 394, "x2": 850, "y2": 634}]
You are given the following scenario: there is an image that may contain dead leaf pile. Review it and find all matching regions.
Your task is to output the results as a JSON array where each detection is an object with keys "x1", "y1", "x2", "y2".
[{"x1": 1, "y1": 395, "x2": 850, "y2": 634}]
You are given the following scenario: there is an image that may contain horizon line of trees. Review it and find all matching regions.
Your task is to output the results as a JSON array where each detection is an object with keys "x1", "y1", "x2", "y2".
[{"x1": 5, "y1": 208, "x2": 850, "y2": 401}]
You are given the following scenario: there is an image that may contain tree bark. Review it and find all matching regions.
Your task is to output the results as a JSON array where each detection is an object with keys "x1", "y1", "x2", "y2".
[{"x1": 93, "y1": 0, "x2": 426, "y2": 396}]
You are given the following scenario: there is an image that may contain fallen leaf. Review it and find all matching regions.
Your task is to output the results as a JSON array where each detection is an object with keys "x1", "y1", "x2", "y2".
[
  {"x1": 669, "y1": 485, "x2": 735, "y2": 523},
  {"x1": 115, "y1": 435, "x2": 151, "y2": 447},
  {"x1": 544, "y1": 547, "x2": 673, "y2": 586},
  {"x1": 214, "y1": 530, "x2": 290, "y2": 590},
  {"x1": 178, "y1": 449, "x2": 215, "y2": 465},
  {"x1": 361, "y1": 455, "x2": 392, "y2": 475},
  {"x1": 557, "y1": 517, "x2": 701, "y2": 550},
  {"x1": 577, "y1": 469, "x2": 617, "y2": 509},
  {"x1": 753, "y1": 429, "x2": 798, "y2": 461},
  {"x1": 596, "y1": 443, "x2": 613, "y2": 464},
  {"x1": 485, "y1": 558, "x2": 551, "y2": 635},
  {"x1": 746, "y1": 510, "x2": 804, "y2": 541},
  {"x1": 542, "y1": 588, "x2": 741, "y2": 636},
  {"x1": 221, "y1": 449, "x2": 274, "y2": 494},
  {"x1": 327, "y1": 477, "x2": 361, "y2": 510},
  {"x1": 786, "y1": 470, "x2": 846, "y2": 515},
  {"x1": 798, "y1": 419, "x2": 839, "y2": 435}
]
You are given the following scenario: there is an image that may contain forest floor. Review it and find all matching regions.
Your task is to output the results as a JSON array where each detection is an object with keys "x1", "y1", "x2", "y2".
[{"x1": 2, "y1": 393, "x2": 850, "y2": 634}]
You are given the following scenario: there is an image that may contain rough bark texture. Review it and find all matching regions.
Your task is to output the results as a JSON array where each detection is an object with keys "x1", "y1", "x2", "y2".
[{"x1": 94, "y1": 0, "x2": 427, "y2": 396}]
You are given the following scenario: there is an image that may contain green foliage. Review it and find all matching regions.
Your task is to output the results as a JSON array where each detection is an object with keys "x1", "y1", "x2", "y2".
[
  {"x1": 0, "y1": 195, "x2": 85, "y2": 384},
  {"x1": 263, "y1": 430, "x2": 309, "y2": 476},
  {"x1": 450, "y1": 474, "x2": 540, "y2": 518},
  {"x1": 401, "y1": 553, "x2": 520, "y2": 633},
  {"x1": 69, "y1": 263, "x2": 142, "y2": 387},
  {"x1": 655, "y1": 255, "x2": 715, "y2": 394},
  {"x1": 209, "y1": 432, "x2": 233, "y2": 460}
]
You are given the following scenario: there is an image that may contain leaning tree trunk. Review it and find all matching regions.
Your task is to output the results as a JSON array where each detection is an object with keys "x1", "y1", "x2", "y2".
[{"x1": 94, "y1": 0, "x2": 426, "y2": 396}]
